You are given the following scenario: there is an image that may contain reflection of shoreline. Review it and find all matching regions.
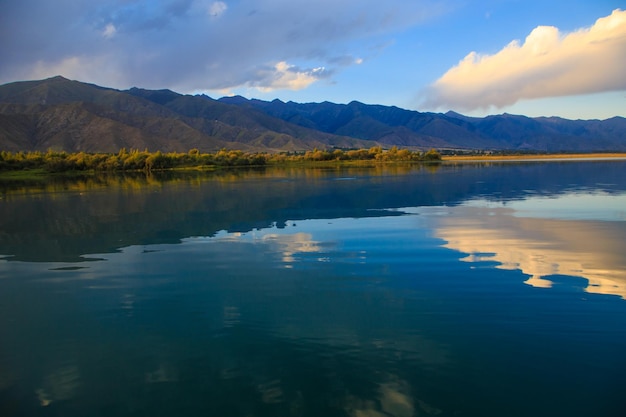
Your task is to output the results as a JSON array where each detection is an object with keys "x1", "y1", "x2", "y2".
[{"x1": 425, "y1": 205, "x2": 626, "y2": 299}]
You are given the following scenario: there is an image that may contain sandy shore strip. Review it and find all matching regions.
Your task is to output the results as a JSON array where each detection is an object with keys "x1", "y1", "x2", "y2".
[{"x1": 442, "y1": 153, "x2": 626, "y2": 162}]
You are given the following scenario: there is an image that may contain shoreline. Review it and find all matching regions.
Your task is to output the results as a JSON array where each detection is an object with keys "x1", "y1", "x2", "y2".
[
  {"x1": 442, "y1": 153, "x2": 626, "y2": 162},
  {"x1": 2, "y1": 152, "x2": 625, "y2": 180}
]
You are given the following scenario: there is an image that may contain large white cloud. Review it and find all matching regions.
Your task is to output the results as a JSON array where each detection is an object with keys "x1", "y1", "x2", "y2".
[
  {"x1": 0, "y1": 0, "x2": 444, "y2": 93},
  {"x1": 423, "y1": 9, "x2": 626, "y2": 112}
]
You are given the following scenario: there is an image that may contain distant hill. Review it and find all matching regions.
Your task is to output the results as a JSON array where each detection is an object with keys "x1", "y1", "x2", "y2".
[
  {"x1": 1, "y1": 76, "x2": 625, "y2": 153},
  {"x1": 219, "y1": 96, "x2": 626, "y2": 152}
]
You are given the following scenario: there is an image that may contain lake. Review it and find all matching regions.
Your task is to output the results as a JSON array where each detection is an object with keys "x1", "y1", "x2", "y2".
[{"x1": 1, "y1": 160, "x2": 625, "y2": 417}]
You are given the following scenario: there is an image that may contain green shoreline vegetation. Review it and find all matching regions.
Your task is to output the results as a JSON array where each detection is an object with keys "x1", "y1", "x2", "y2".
[{"x1": 0, "y1": 147, "x2": 442, "y2": 175}]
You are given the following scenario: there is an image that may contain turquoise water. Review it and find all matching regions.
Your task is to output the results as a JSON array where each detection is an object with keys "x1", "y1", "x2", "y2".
[{"x1": 1, "y1": 161, "x2": 625, "y2": 416}]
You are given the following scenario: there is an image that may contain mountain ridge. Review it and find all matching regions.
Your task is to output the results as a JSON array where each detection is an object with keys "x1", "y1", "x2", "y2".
[{"x1": 1, "y1": 76, "x2": 625, "y2": 153}]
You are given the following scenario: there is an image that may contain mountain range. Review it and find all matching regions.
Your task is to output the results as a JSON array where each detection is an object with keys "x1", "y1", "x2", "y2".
[{"x1": 1, "y1": 76, "x2": 625, "y2": 153}]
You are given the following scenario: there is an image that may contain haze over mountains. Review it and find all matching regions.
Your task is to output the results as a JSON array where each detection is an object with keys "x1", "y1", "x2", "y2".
[{"x1": 1, "y1": 76, "x2": 625, "y2": 153}]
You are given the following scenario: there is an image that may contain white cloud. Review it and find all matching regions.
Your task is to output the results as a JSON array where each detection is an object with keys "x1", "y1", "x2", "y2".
[
  {"x1": 253, "y1": 61, "x2": 326, "y2": 92},
  {"x1": 424, "y1": 9, "x2": 626, "y2": 111},
  {"x1": 102, "y1": 23, "x2": 116, "y2": 39},
  {"x1": 208, "y1": 1, "x2": 227, "y2": 18}
]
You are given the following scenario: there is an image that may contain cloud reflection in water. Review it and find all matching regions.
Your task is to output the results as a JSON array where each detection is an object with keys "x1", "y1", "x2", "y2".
[{"x1": 418, "y1": 193, "x2": 626, "y2": 299}]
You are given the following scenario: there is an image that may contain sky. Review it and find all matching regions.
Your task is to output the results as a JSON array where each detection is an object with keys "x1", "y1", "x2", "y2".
[{"x1": 1, "y1": 0, "x2": 625, "y2": 120}]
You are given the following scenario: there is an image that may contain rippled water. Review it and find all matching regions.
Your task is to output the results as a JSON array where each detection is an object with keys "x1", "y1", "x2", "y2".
[{"x1": 1, "y1": 161, "x2": 625, "y2": 417}]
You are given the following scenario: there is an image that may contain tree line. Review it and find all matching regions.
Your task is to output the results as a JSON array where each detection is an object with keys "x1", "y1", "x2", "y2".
[{"x1": 0, "y1": 147, "x2": 441, "y2": 173}]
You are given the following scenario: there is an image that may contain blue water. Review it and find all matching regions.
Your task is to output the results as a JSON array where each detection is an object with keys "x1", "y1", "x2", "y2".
[{"x1": 1, "y1": 161, "x2": 625, "y2": 416}]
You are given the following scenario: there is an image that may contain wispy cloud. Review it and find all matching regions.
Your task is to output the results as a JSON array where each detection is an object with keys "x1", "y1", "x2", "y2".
[
  {"x1": 207, "y1": 1, "x2": 227, "y2": 18},
  {"x1": 102, "y1": 23, "x2": 117, "y2": 39},
  {"x1": 423, "y1": 9, "x2": 626, "y2": 112}
]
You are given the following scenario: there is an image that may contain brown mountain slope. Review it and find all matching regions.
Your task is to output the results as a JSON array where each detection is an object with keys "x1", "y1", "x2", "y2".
[{"x1": 0, "y1": 76, "x2": 375, "y2": 153}]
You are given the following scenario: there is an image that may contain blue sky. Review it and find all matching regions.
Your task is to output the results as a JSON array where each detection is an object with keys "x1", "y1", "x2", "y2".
[{"x1": 1, "y1": 0, "x2": 624, "y2": 120}]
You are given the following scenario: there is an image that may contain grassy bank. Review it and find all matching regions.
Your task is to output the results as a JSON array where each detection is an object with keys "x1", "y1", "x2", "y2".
[{"x1": 0, "y1": 147, "x2": 442, "y2": 175}]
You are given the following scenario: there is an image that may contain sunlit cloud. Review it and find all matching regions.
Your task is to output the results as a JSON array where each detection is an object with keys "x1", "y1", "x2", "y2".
[
  {"x1": 424, "y1": 9, "x2": 626, "y2": 111},
  {"x1": 253, "y1": 62, "x2": 326, "y2": 92}
]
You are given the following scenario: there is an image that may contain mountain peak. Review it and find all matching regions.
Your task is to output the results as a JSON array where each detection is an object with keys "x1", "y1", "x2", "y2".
[
  {"x1": 126, "y1": 87, "x2": 181, "y2": 105},
  {"x1": 218, "y1": 95, "x2": 249, "y2": 105}
]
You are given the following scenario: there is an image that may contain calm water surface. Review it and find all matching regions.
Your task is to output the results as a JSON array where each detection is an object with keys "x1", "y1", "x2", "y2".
[{"x1": 1, "y1": 161, "x2": 625, "y2": 417}]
